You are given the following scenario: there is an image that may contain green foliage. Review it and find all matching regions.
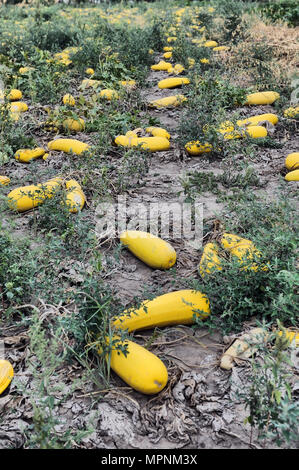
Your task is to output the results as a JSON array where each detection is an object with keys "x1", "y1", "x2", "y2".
[{"x1": 258, "y1": 0, "x2": 299, "y2": 27}]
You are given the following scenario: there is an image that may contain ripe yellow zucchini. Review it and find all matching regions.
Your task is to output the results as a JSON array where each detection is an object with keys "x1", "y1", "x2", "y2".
[
  {"x1": 199, "y1": 242, "x2": 222, "y2": 277},
  {"x1": 149, "y1": 95, "x2": 187, "y2": 108},
  {"x1": 7, "y1": 177, "x2": 63, "y2": 212},
  {"x1": 15, "y1": 148, "x2": 45, "y2": 163},
  {"x1": 158, "y1": 77, "x2": 190, "y2": 89},
  {"x1": 285, "y1": 169, "x2": 299, "y2": 181},
  {"x1": 120, "y1": 230, "x2": 176, "y2": 269},
  {"x1": 115, "y1": 135, "x2": 170, "y2": 151},
  {"x1": 101, "y1": 336, "x2": 168, "y2": 394},
  {"x1": 237, "y1": 113, "x2": 278, "y2": 127},
  {"x1": 146, "y1": 127, "x2": 171, "y2": 139},
  {"x1": 113, "y1": 289, "x2": 210, "y2": 332},
  {"x1": 65, "y1": 179, "x2": 86, "y2": 213},
  {"x1": 185, "y1": 141, "x2": 212, "y2": 155},
  {"x1": 245, "y1": 91, "x2": 280, "y2": 105},
  {"x1": 0, "y1": 360, "x2": 14, "y2": 395},
  {"x1": 285, "y1": 153, "x2": 299, "y2": 171},
  {"x1": 204, "y1": 40, "x2": 218, "y2": 47},
  {"x1": 151, "y1": 61, "x2": 172, "y2": 71},
  {"x1": 8, "y1": 89, "x2": 22, "y2": 101},
  {"x1": 48, "y1": 138, "x2": 90, "y2": 155},
  {"x1": 62, "y1": 118, "x2": 85, "y2": 132}
]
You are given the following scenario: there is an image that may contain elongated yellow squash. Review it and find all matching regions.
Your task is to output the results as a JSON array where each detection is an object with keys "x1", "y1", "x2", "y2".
[
  {"x1": 7, "y1": 177, "x2": 63, "y2": 212},
  {"x1": 115, "y1": 135, "x2": 170, "y2": 151},
  {"x1": 151, "y1": 61, "x2": 172, "y2": 71},
  {"x1": 0, "y1": 360, "x2": 14, "y2": 395},
  {"x1": 113, "y1": 290, "x2": 210, "y2": 332},
  {"x1": 48, "y1": 138, "x2": 90, "y2": 155},
  {"x1": 213, "y1": 46, "x2": 229, "y2": 51},
  {"x1": 245, "y1": 91, "x2": 280, "y2": 105},
  {"x1": 146, "y1": 127, "x2": 171, "y2": 139},
  {"x1": 149, "y1": 95, "x2": 187, "y2": 108},
  {"x1": 245, "y1": 125, "x2": 267, "y2": 138},
  {"x1": 0, "y1": 176, "x2": 10, "y2": 185},
  {"x1": 15, "y1": 147, "x2": 45, "y2": 163},
  {"x1": 9, "y1": 101, "x2": 28, "y2": 112},
  {"x1": 204, "y1": 40, "x2": 218, "y2": 47},
  {"x1": 101, "y1": 336, "x2": 168, "y2": 394},
  {"x1": 237, "y1": 113, "x2": 278, "y2": 127},
  {"x1": 62, "y1": 118, "x2": 85, "y2": 132},
  {"x1": 158, "y1": 77, "x2": 190, "y2": 89},
  {"x1": 163, "y1": 51, "x2": 172, "y2": 59},
  {"x1": 285, "y1": 153, "x2": 299, "y2": 171},
  {"x1": 185, "y1": 141, "x2": 212, "y2": 155},
  {"x1": 285, "y1": 169, "x2": 299, "y2": 181},
  {"x1": 65, "y1": 179, "x2": 86, "y2": 213},
  {"x1": 199, "y1": 242, "x2": 222, "y2": 277},
  {"x1": 120, "y1": 230, "x2": 176, "y2": 269}
]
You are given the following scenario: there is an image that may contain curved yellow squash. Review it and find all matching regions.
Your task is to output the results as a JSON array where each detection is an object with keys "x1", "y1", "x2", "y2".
[
  {"x1": 48, "y1": 138, "x2": 90, "y2": 155},
  {"x1": 237, "y1": 113, "x2": 278, "y2": 127},
  {"x1": 285, "y1": 152, "x2": 299, "y2": 171},
  {"x1": 15, "y1": 147, "x2": 45, "y2": 163},
  {"x1": 7, "y1": 177, "x2": 63, "y2": 212},
  {"x1": 185, "y1": 141, "x2": 212, "y2": 155},
  {"x1": 149, "y1": 95, "x2": 187, "y2": 108},
  {"x1": 158, "y1": 77, "x2": 190, "y2": 89},
  {"x1": 101, "y1": 336, "x2": 168, "y2": 394},
  {"x1": 146, "y1": 127, "x2": 171, "y2": 139},
  {"x1": 120, "y1": 230, "x2": 176, "y2": 269},
  {"x1": 285, "y1": 169, "x2": 299, "y2": 181},
  {"x1": 65, "y1": 179, "x2": 86, "y2": 213},
  {"x1": 199, "y1": 242, "x2": 222, "y2": 277},
  {"x1": 0, "y1": 360, "x2": 14, "y2": 395},
  {"x1": 113, "y1": 289, "x2": 210, "y2": 332},
  {"x1": 204, "y1": 40, "x2": 218, "y2": 47},
  {"x1": 0, "y1": 176, "x2": 10, "y2": 185},
  {"x1": 245, "y1": 125, "x2": 267, "y2": 138},
  {"x1": 245, "y1": 91, "x2": 280, "y2": 105}
]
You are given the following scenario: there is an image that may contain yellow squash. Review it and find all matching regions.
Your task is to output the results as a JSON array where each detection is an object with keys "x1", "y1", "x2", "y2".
[
  {"x1": 0, "y1": 360, "x2": 14, "y2": 395},
  {"x1": 285, "y1": 152, "x2": 299, "y2": 171},
  {"x1": 185, "y1": 141, "x2": 212, "y2": 155},
  {"x1": 113, "y1": 289, "x2": 210, "y2": 332},
  {"x1": 62, "y1": 118, "x2": 85, "y2": 132},
  {"x1": 8, "y1": 89, "x2": 22, "y2": 101},
  {"x1": 220, "y1": 233, "x2": 267, "y2": 272},
  {"x1": 65, "y1": 179, "x2": 86, "y2": 213},
  {"x1": 120, "y1": 230, "x2": 176, "y2": 269},
  {"x1": 285, "y1": 169, "x2": 299, "y2": 181},
  {"x1": 101, "y1": 336, "x2": 168, "y2": 394},
  {"x1": 151, "y1": 61, "x2": 172, "y2": 71},
  {"x1": 245, "y1": 125, "x2": 267, "y2": 138},
  {"x1": 146, "y1": 127, "x2": 171, "y2": 139},
  {"x1": 15, "y1": 147, "x2": 46, "y2": 163},
  {"x1": 163, "y1": 51, "x2": 172, "y2": 59},
  {"x1": 7, "y1": 177, "x2": 63, "y2": 212},
  {"x1": 48, "y1": 138, "x2": 90, "y2": 155},
  {"x1": 245, "y1": 91, "x2": 280, "y2": 105},
  {"x1": 204, "y1": 40, "x2": 218, "y2": 47},
  {"x1": 99, "y1": 89, "x2": 119, "y2": 100},
  {"x1": 85, "y1": 68, "x2": 95, "y2": 75},
  {"x1": 199, "y1": 242, "x2": 222, "y2": 277},
  {"x1": 237, "y1": 113, "x2": 278, "y2": 127},
  {"x1": 158, "y1": 77, "x2": 190, "y2": 89},
  {"x1": 115, "y1": 135, "x2": 170, "y2": 152},
  {"x1": 0, "y1": 176, "x2": 10, "y2": 185},
  {"x1": 149, "y1": 95, "x2": 187, "y2": 108}
]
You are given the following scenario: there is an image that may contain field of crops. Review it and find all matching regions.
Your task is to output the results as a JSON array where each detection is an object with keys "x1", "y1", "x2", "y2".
[{"x1": 0, "y1": 0, "x2": 298, "y2": 450}]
